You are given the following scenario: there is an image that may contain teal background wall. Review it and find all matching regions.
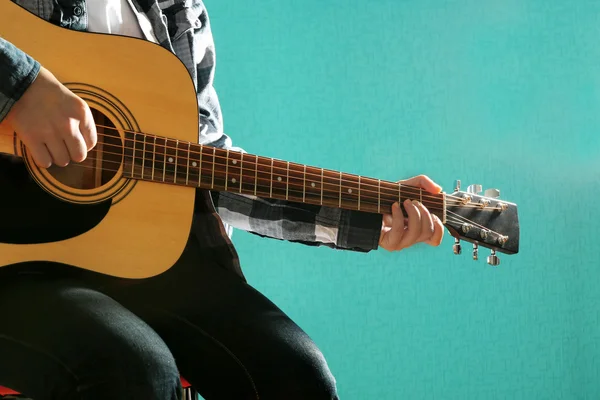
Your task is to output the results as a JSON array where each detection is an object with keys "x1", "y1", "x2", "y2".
[{"x1": 206, "y1": 1, "x2": 599, "y2": 399}]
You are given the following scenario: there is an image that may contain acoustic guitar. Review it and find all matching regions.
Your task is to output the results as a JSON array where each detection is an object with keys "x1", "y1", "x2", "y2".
[{"x1": 0, "y1": 2, "x2": 520, "y2": 278}]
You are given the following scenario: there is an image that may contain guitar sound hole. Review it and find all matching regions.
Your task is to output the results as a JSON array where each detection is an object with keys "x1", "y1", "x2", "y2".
[{"x1": 46, "y1": 109, "x2": 123, "y2": 190}]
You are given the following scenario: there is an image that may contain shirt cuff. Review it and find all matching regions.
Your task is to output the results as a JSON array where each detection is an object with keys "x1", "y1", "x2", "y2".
[
  {"x1": 0, "y1": 38, "x2": 41, "y2": 122},
  {"x1": 336, "y1": 209, "x2": 382, "y2": 252}
]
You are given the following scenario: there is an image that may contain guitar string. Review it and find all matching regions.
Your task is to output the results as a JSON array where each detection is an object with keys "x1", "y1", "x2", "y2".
[
  {"x1": 31, "y1": 160, "x2": 503, "y2": 234},
  {"x1": 83, "y1": 127, "x2": 468, "y2": 203},
  {"x1": 446, "y1": 210, "x2": 503, "y2": 236},
  {"x1": 28, "y1": 136, "x2": 456, "y2": 207},
  {"x1": 40, "y1": 156, "x2": 446, "y2": 213},
  {"x1": 443, "y1": 215, "x2": 505, "y2": 242},
  {"x1": 440, "y1": 214, "x2": 505, "y2": 243},
  {"x1": 34, "y1": 132, "x2": 489, "y2": 209},
  {"x1": 39, "y1": 151, "x2": 500, "y2": 213},
  {"x1": 38, "y1": 159, "x2": 451, "y2": 218}
]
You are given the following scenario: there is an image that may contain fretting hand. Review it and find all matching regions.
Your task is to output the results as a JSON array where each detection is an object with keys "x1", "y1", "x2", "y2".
[{"x1": 379, "y1": 175, "x2": 445, "y2": 252}]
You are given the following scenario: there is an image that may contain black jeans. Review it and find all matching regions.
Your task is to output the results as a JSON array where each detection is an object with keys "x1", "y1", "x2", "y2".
[{"x1": 0, "y1": 233, "x2": 339, "y2": 400}]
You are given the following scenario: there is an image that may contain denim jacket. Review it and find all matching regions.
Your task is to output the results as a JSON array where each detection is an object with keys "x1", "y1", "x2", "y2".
[{"x1": 0, "y1": 0, "x2": 382, "y2": 254}]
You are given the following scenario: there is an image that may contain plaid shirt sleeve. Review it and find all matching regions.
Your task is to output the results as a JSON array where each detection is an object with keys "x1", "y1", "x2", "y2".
[
  {"x1": 210, "y1": 190, "x2": 383, "y2": 252},
  {"x1": 0, "y1": 38, "x2": 41, "y2": 123}
]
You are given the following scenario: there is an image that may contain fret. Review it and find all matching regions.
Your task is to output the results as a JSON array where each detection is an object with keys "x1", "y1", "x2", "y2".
[
  {"x1": 122, "y1": 132, "x2": 133, "y2": 178},
  {"x1": 286, "y1": 161, "x2": 289, "y2": 200},
  {"x1": 338, "y1": 171, "x2": 342, "y2": 208},
  {"x1": 144, "y1": 136, "x2": 167, "y2": 183},
  {"x1": 254, "y1": 155, "x2": 275, "y2": 198},
  {"x1": 398, "y1": 183, "x2": 401, "y2": 206},
  {"x1": 131, "y1": 132, "x2": 137, "y2": 177},
  {"x1": 141, "y1": 134, "x2": 146, "y2": 179},
  {"x1": 191, "y1": 144, "x2": 208, "y2": 188},
  {"x1": 188, "y1": 144, "x2": 203, "y2": 187},
  {"x1": 321, "y1": 169, "x2": 344, "y2": 208},
  {"x1": 358, "y1": 176, "x2": 361, "y2": 210},
  {"x1": 297, "y1": 166, "x2": 318, "y2": 202},
  {"x1": 289, "y1": 161, "x2": 307, "y2": 200},
  {"x1": 198, "y1": 144, "x2": 202, "y2": 185},
  {"x1": 321, "y1": 168, "x2": 324, "y2": 205},
  {"x1": 303, "y1": 165, "x2": 306, "y2": 203},
  {"x1": 239, "y1": 153, "x2": 243, "y2": 194},
  {"x1": 225, "y1": 149, "x2": 229, "y2": 191},
  {"x1": 254, "y1": 155, "x2": 258, "y2": 196},
  {"x1": 162, "y1": 137, "x2": 167, "y2": 182},
  {"x1": 234, "y1": 152, "x2": 258, "y2": 196},
  {"x1": 378, "y1": 179, "x2": 381, "y2": 213},
  {"x1": 132, "y1": 132, "x2": 150, "y2": 179},
  {"x1": 225, "y1": 150, "x2": 242, "y2": 193},
  {"x1": 173, "y1": 140, "x2": 178, "y2": 183},
  {"x1": 151, "y1": 136, "x2": 156, "y2": 181},
  {"x1": 270, "y1": 158, "x2": 274, "y2": 198},
  {"x1": 186, "y1": 142, "x2": 190, "y2": 186},
  {"x1": 340, "y1": 173, "x2": 360, "y2": 209},
  {"x1": 142, "y1": 134, "x2": 157, "y2": 179},
  {"x1": 270, "y1": 159, "x2": 289, "y2": 199},
  {"x1": 174, "y1": 141, "x2": 190, "y2": 185},
  {"x1": 211, "y1": 147, "x2": 215, "y2": 189},
  {"x1": 166, "y1": 138, "x2": 179, "y2": 183},
  {"x1": 420, "y1": 187, "x2": 423, "y2": 203}
]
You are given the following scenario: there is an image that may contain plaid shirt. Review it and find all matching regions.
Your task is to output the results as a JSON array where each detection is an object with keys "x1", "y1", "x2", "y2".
[{"x1": 1, "y1": 0, "x2": 382, "y2": 276}]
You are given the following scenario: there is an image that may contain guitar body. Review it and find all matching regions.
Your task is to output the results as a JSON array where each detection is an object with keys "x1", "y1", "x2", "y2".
[{"x1": 0, "y1": 3, "x2": 199, "y2": 278}]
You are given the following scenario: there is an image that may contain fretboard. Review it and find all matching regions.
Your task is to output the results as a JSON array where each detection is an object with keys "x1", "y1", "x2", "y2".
[{"x1": 122, "y1": 132, "x2": 445, "y2": 218}]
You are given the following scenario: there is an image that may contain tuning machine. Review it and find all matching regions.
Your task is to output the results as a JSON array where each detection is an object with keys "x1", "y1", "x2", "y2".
[
  {"x1": 453, "y1": 238, "x2": 462, "y2": 255},
  {"x1": 484, "y1": 188, "x2": 500, "y2": 198},
  {"x1": 467, "y1": 184, "x2": 482, "y2": 195},
  {"x1": 451, "y1": 240, "x2": 502, "y2": 266},
  {"x1": 487, "y1": 250, "x2": 500, "y2": 266}
]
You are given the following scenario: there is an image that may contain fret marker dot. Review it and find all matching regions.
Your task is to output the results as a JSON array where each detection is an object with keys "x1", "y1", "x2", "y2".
[
  {"x1": 232, "y1": 178, "x2": 237, "y2": 184},
  {"x1": 168, "y1": 157, "x2": 174, "y2": 163},
  {"x1": 311, "y1": 183, "x2": 316, "y2": 188},
  {"x1": 232, "y1": 160, "x2": 237, "y2": 165},
  {"x1": 277, "y1": 177, "x2": 282, "y2": 182},
  {"x1": 192, "y1": 161, "x2": 197, "y2": 167},
  {"x1": 348, "y1": 189, "x2": 352, "y2": 194}
]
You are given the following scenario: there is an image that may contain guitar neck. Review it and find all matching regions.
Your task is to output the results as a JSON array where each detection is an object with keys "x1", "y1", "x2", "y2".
[{"x1": 123, "y1": 132, "x2": 447, "y2": 219}]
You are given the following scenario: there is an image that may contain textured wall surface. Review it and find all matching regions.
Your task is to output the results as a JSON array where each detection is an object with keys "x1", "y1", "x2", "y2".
[{"x1": 206, "y1": 1, "x2": 599, "y2": 398}]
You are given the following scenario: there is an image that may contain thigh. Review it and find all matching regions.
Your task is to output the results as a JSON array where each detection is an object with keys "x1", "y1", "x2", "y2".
[
  {"x1": 109, "y1": 237, "x2": 339, "y2": 400},
  {"x1": 0, "y1": 274, "x2": 181, "y2": 400}
]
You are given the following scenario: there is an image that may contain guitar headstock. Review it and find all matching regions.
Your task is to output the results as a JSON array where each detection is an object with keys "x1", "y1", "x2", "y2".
[{"x1": 444, "y1": 180, "x2": 519, "y2": 266}]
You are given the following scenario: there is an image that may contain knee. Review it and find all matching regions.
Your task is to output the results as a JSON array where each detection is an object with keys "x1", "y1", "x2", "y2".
[
  {"x1": 264, "y1": 337, "x2": 339, "y2": 400},
  {"x1": 78, "y1": 341, "x2": 181, "y2": 400},
  {"x1": 71, "y1": 328, "x2": 182, "y2": 399},
  {"x1": 294, "y1": 345, "x2": 338, "y2": 399}
]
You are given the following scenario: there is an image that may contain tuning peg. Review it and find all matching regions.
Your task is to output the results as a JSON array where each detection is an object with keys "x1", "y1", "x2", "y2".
[
  {"x1": 467, "y1": 184, "x2": 482, "y2": 194},
  {"x1": 453, "y1": 238, "x2": 462, "y2": 255},
  {"x1": 454, "y1": 180, "x2": 461, "y2": 191},
  {"x1": 472, "y1": 243, "x2": 479, "y2": 260},
  {"x1": 487, "y1": 250, "x2": 500, "y2": 266},
  {"x1": 484, "y1": 188, "x2": 500, "y2": 198}
]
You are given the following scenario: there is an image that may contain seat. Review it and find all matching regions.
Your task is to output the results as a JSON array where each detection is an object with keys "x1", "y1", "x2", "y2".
[{"x1": 0, "y1": 377, "x2": 197, "y2": 399}]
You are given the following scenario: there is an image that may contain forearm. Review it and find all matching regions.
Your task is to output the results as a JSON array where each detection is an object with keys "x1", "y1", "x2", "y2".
[{"x1": 0, "y1": 38, "x2": 40, "y2": 122}]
